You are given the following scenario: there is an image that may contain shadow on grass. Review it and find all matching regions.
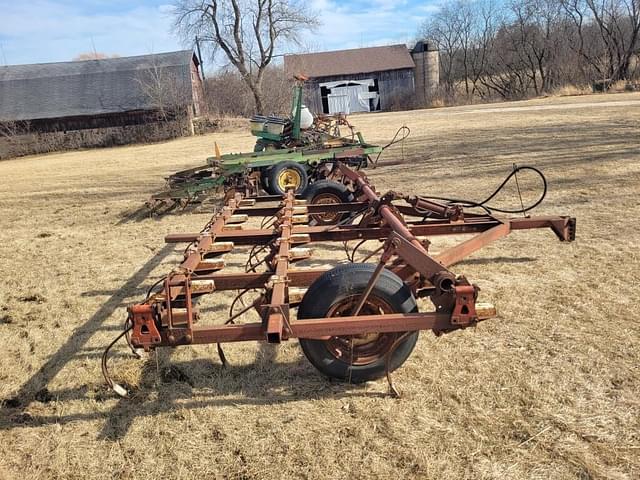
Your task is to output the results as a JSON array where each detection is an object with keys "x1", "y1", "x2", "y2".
[
  {"x1": 457, "y1": 256, "x2": 537, "y2": 266},
  {"x1": 115, "y1": 204, "x2": 158, "y2": 225},
  {"x1": 0, "y1": 245, "x2": 176, "y2": 420},
  {"x1": 0, "y1": 342, "x2": 386, "y2": 441},
  {"x1": 0, "y1": 243, "x2": 386, "y2": 440},
  {"x1": 97, "y1": 343, "x2": 385, "y2": 441},
  {"x1": 116, "y1": 196, "x2": 222, "y2": 225}
]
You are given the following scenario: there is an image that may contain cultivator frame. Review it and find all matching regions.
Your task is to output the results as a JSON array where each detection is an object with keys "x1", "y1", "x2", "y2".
[
  {"x1": 147, "y1": 138, "x2": 382, "y2": 212},
  {"x1": 108, "y1": 163, "x2": 575, "y2": 396}
]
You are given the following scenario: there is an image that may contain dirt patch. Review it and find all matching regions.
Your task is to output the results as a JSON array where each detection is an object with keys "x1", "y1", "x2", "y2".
[
  {"x1": 34, "y1": 388, "x2": 53, "y2": 404},
  {"x1": 18, "y1": 294, "x2": 46, "y2": 304}
]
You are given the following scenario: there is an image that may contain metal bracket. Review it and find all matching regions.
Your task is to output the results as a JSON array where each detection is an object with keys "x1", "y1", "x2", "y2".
[
  {"x1": 451, "y1": 285, "x2": 478, "y2": 325},
  {"x1": 129, "y1": 304, "x2": 162, "y2": 351}
]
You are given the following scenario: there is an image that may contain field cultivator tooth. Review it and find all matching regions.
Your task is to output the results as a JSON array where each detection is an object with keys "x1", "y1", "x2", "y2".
[
  {"x1": 146, "y1": 166, "x2": 227, "y2": 213},
  {"x1": 103, "y1": 162, "x2": 576, "y2": 398}
]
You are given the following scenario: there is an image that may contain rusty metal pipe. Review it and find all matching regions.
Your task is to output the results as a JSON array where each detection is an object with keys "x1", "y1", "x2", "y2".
[
  {"x1": 338, "y1": 162, "x2": 429, "y2": 255},
  {"x1": 379, "y1": 204, "x2": 428, "y2": 254}
]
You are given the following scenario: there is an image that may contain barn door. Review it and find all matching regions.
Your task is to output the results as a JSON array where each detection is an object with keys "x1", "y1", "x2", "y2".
[
  {"x1": 327, "y1": 94, "x2": 350, "y2": 114},
  {"x1": 321, "y1": 79, "x2": 378, "y2": 114},
  {"x1": 328, "y1": 84, "x2": 370, "y2": 114}
]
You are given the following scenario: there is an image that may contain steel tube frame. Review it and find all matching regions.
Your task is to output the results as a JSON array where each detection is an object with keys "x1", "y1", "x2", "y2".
[{"x1": 128, "y1": 163, "x2": 575, "y2": 352}]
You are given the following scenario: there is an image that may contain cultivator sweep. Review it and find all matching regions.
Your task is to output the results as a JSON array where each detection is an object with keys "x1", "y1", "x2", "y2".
[{"x1": 104, "y1": 163, "x2": 575, "y2": 397}]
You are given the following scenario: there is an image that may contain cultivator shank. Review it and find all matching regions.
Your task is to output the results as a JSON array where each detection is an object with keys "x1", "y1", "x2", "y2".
[{"x1": 109, "y1": 163, "x2": 575, "y2": 396}]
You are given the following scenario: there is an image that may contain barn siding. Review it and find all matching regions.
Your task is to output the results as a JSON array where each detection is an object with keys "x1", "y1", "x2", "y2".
[
  {"x1": 303, "y1": 83, "x2": 324, "y2": 115},
  {"x1": 190, "y1": 61, "x2": 206, "y2": 116},
  {"x1": 303, "y1": 68, "x2": 415, "y2": 113}
]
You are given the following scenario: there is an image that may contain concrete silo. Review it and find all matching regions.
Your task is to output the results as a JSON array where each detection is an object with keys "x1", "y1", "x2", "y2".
[{"x1": 411, "y1": 40, "x2": 439, "y2": 105}]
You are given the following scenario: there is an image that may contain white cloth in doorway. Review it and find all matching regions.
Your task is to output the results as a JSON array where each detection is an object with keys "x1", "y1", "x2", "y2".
[
  {"x1": 321, "y1": 79, "x2": 378, "y2": 114},
  {"x1": 330, "y1": 84, "x2": 370, "y2": 113}
]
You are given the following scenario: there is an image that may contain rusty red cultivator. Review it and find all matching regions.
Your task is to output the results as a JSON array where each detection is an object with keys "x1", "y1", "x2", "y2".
[{"x1": 104, "y1": 163, "x2": 575, "y2": 397}]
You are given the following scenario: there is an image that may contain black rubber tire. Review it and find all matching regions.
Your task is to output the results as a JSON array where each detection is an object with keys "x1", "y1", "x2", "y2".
[
  {"x1": 297, "y1": 263, "x2": 419, "y2": 383},
  {"x1": 267, "y1": 161, "x2": 308, "y2": 196},
  {"x1": 254, "y1": 141, "x2": 265, "y2": 153},
  {"x1": 260, "y1": 167, "x2": 273, "y2": 194},
  {"x1": 302, "y1": 180, "x2": 353, "y2": 202},
  {"x1": 302, "y1": 180, "x2": 354, "y2": 226}
]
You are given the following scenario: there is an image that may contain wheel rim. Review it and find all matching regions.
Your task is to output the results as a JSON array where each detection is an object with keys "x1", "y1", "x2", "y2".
[
  {"x1": 310, "y1": 192, "x2": 343, "y2": 225},
  {"x1": 323, "y1": 295, "x2": 400, "y2": 365},
  {"x1": 277, "y1": 169, "x2": 302, "y2": 191}
]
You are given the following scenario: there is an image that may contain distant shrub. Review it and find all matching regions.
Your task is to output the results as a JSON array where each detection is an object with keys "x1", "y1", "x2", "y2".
[
  {"x1": 0, "y1": 117, "x2": 191, "y2": 160},
  {"x1": 549, "y1": 84, "x2": 592, "y2": 97}
]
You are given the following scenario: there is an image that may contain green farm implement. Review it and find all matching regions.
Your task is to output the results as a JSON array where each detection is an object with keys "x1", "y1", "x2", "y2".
[
  {"x1": 149, "y1": 136, "x2": 380, "y2": 204},
  {"x1": 147, "y1": 76, "x2": 390, "y2": 213}
]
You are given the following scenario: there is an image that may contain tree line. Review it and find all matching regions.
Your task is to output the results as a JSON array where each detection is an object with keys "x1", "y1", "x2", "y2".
[
  {"x1": 170, "y1": 0, "x2": 639, "y2": 114},
  {"x1": 422, "y1": 0, "x2": 640, "y2": 101}
]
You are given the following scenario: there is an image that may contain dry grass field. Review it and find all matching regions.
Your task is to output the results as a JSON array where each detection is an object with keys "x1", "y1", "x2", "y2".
[{"x1": 1, "y1": 93, "x2": 639, "y2": 479}]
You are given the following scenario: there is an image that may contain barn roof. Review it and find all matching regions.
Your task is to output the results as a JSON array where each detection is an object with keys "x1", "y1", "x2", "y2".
[
  {"x1": 284, "y1": 44, "x2": 415, "y2": 79},
  {"x1": 0, "y1": 50, "x2": 198, "y2": 122}
]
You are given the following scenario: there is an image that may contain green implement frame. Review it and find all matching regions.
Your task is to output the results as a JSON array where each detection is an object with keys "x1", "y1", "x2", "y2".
[
  {"x1": 151, "y1": 137, "x2": 382, "y2": 204},
  {"x1": 207, "y1": 133, "x2": 377, "y2": 173},
  {"x1": 148, "y1": 74, "x2": 386, "y2": 211}
]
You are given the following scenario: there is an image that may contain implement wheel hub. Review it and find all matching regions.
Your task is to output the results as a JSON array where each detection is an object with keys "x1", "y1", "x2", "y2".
[
  {"x1": 324, "y1": 295, "x2": 400, "y2": 365},
  {"x1": 278, "y1": 169, "x2": 302, "y2": 191},
  {"x1": 311, "y1": 192, "x2": 343, "y2": 224}
]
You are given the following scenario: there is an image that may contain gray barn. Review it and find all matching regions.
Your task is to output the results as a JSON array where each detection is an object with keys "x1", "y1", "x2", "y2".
[
  {"x1": 0, "y1": 50, "x2": 205, "y2": 158},
  {"x1": 284, "y1": 43, "x2": 439, "y2": 115}
]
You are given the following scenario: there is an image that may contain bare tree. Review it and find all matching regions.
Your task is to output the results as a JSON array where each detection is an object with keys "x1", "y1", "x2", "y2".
[
  {"x1": 422, "y1": 0, "x2": 465, "y2": 97},
  {"x1": 421, "y1": 0, "x2": 502, "y2": 100},
  {"x1": 173, "y1": 0, "x2": 318, "y2": 114},
  {"x1": 461, "y1": 0, "x2": 502, "y2": 98},
  {"x1": 509, "y1": 0, "x2": 565, "y2": 94},
  {"x1": 0, "y1": 120, "x2": 31, "y2": 159},
  {"x1": 588, "y1": 0, "x2": 640, "y2": 81},
  {"x1": 482, "y1": 24, "x2": 536, "y2": 99},
  {"x1": 562, "y1": 0, "x2": 640, "y2": 83},
  {"x1": 420, "y1": 0, "x2": 640, "y2": 102},
  {"x1": 135, "y1": 60, "x2": 187, "y2": 122},
  {"x1": 0, "y1": 120, "x2": 28, "y2": 138},
  {"x1": 204, "y1": 65, "x2": 290, "y2": 116}
]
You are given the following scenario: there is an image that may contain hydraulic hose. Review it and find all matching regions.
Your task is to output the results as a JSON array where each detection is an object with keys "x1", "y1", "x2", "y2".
[{"x1": 417, "y1": 165, "x2": 548, "y2": 215}]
